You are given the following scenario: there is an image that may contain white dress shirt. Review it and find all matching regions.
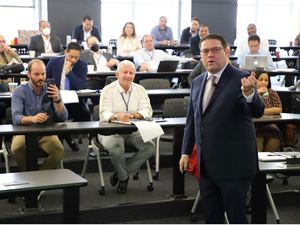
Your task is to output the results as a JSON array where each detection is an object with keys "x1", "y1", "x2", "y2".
[
  {"x1": 99, "y1": 80, "x2": 153, "y2": 121},
  {"x1": 92, "y1": 52, "x2": 111, "y2": 72},
  {"x1": 133, "y1": 48, "x2": 193, "y2": 71}
]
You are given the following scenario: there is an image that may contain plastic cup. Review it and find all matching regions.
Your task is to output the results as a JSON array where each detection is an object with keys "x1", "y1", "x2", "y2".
[
  {"x1": 8, "y1": 82, "x2": 18, "y2": 93},
  {"x1": 29, "y1": 50, "x2": 35, "y2": 58},
  {"x1": 87, "y1": 65, "x2": 95, "y2": 73}
]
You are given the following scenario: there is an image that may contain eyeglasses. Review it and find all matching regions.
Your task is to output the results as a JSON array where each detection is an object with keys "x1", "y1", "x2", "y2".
[
  {"x1": 0, "y1": 40, "x2": 6, "y2": 43},
  {"x1": 200, "y1": 47, "x2": 223, "y2": 55}
]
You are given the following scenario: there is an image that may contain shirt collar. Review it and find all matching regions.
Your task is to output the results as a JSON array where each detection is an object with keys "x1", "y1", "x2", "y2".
[
  {"x1": 28, "y1": 81, "x2": 46, "y2": 96},
  {"x1": 116, "y1": 81, "x2": 132, "y2": 94},
  {"x1": 207, "y1": 62, "x2": 228, "y2": 84}
]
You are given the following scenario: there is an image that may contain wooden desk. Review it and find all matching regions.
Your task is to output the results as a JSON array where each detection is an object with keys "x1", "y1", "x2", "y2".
[
  {"x1": 252, "y1": 161, "x2": 300, "y2": 223},
  {"x1": 0, "y1": 169, "x2": 87, "y2": 223}
]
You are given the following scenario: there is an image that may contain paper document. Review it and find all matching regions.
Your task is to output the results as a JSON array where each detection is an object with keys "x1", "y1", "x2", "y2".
[
  {"x1": 258, "y1": 152, "x2": 286, "y2": 162},
  {"x1": 60, "y1": 90, "x2": 79, "y2": 104},
  {"x1": 77, "y1": 89, "x2": 98, "y2": 94},
  {"x1": 132, "y1": 120, "x2": 164, "y2": 143}
]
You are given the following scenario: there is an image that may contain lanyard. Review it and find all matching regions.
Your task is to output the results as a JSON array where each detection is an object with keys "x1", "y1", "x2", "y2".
[
  {"x1": 145, "y1": 49, "x2": 154, "y2": 60},
  {"x1": 120, "y1": 91, "x2": 131, "y2": 113}
]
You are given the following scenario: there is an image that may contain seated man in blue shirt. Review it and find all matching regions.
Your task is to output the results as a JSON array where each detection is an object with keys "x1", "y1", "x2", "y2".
[
  {"x1": 237, "y1": 34, "x2": 275, "y2": 71},
  {"x1": 11, "y1": 59, "x2": 68, "y2": 171},
  {"x1": 151, "y1": 16, "x2": 176, "y2": 46}
]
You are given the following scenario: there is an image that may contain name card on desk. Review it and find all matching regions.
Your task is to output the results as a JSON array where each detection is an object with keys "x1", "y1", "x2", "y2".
[{"x1": 60, "y1": 90, "x2": 79, "y2": 104}]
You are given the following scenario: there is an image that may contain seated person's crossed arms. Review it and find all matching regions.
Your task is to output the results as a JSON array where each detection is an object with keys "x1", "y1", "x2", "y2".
[
  {"x1": 98, "y1": 60, "x2": 155, "y2": 194},
  {"x1": 254, "y1": 70, "x2": 282, "y2": 152},
  {"x1": 11, "y1": 59, "x2": 68, "y2": 171}
]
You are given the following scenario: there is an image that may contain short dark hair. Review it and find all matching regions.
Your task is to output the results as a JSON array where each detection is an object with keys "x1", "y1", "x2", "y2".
[
  {"x1": 28, "y1": 59, "x2": 45, "y2": 73},
  {"x1": 200, "y1": 33, "x2": 227, "y2": 49},
  {"x1": 83, "y1": 16, "x2": 92, "y2": 22},
  {"x1": 191, "y1": 16, "x2": 199, "y2": 22},
  {"x1": 248, "y1": 34, "x2": 260, "y2": 43},
  {"x1": 66, "y1": 42, "x2": 81, "y2": 52}
]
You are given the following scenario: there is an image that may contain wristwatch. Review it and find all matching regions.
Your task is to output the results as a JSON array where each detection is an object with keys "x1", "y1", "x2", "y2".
[{"x1": 53, "y1": 96, "x2": 62, "y2": 103}]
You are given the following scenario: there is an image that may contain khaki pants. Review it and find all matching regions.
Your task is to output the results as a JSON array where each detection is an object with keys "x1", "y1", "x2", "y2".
[{"x1": 11, "y1": 135, "x2": 64, "y2": 171}]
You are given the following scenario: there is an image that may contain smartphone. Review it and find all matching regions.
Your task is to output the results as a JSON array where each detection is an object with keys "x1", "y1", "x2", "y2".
[{"x1": 46, "y1": 78, "x2": 55, "y2": 87}]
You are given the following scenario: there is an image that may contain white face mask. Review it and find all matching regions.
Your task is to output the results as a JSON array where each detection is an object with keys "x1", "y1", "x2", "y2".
[{"x1": 42, "y1": 27, "x2": 51, "y2": 36}]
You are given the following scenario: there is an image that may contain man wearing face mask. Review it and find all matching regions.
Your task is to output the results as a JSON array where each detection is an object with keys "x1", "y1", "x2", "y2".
[
  {"x1": 28, "y1": 20, "x2": 64, "y2": 57},
  {"x1": 81, "y1": 36, "x2": 119, "y2": 91}
]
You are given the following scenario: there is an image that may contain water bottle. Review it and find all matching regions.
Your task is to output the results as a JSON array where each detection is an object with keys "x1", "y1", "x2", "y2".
[
  {"x1": 107, "y1": 44, "x2": 113, "y2": 55},
  {"x1": 66, "y1": 35, "x2": 71, "y2": 45}
]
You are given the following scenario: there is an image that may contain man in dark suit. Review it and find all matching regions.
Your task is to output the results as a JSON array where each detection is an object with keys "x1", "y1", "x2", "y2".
[
  {"x1": 46, "y1": 42, "x2": 90, "y2": 151},
  {"x1": 28, "y1": 20, "x2": 64, "y2": 56},
  {"x1": 179, "y1": 34, "x2": 264, "y2": 223},
  {"x1": 72, "y1": 16, "x2": 101, "y2": 44},
  {"x1": 180, "y1": 17, "x2": 199, "y2": 44},
  {"x1": 190, "y1": 24, "x2": 209, "y2": 56}
]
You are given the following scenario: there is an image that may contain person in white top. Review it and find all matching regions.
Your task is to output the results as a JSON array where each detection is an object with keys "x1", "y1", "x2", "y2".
[
  {"x1": 86, "y1": 36, "x2": 119, "y2": 72},
  {"x1": 234, "y1": 23, "x2": 269, "y2": 56},
  {"x1": 98, "y1": 60, "x2": 155, "y2": 194},
  {"x1": 117, "y1": 22, "x2": 142, "y2": 57},
  {"x1": 133, "y1": 34, "x2": 195, "y2": 72}
]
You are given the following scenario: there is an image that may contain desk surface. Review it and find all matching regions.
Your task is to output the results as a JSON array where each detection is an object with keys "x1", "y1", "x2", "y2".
[
  {"x1": 0, "y1": 169, "x2": 87, "y2": 193},
  {"x1": 0, "y1": 114, "x2": 299, "y2": 136},
  {"x1": 258, "y1": 161, "x2": 300, "y2": 173}
]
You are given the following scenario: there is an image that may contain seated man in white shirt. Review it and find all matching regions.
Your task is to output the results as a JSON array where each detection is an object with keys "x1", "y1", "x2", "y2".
[
  {"x1": 234, "y1": 23, "x2": 269, "y2": 57},
  {"x1": 237, "y1": 34, "x2": 275, "y2": 71},
  {"x1": 133, "y1": 34, "x2": 195, "y2": 72},
  {"x1": 98, "y1": 60, "x2": 155, "y2": 194}
]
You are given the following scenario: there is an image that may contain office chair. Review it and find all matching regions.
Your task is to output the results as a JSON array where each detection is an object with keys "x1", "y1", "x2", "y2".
[
  {"x1": 139, "y1": 78, "x2": 171, "y2": 90},
  {"x1": 105, "y1": 76, "x2": 117, "y2": 86},
  {"x1": 139, "y1": 78, "x2": 171, "y2": 116},
  {"x1": 0, "y1": 136, "x2": 9, "y2": 173},
  {"x1": 81, "y1": 105, "x2": 154, "y2": 195},
  {"x1": 153, "y1": 98, "x2": 189, "y2": 180}
]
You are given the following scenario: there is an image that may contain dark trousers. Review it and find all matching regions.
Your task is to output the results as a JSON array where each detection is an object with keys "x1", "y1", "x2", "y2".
[{"x1": 200, "y1": 174, "x2": 253, "y2": 224}]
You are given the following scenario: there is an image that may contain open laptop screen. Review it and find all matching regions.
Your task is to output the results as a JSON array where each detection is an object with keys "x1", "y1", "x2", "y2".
[
  {"x1": 244, "y1": 55, "x2": 268, "y2": 71},
  {"x1": 157, "y1": 60, "x2": 179, "y2": 72}
]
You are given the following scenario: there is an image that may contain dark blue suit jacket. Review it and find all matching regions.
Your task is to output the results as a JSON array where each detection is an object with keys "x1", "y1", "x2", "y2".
[
  {"x1": 182, "y1": 64, "x2": 264, "y2": 180},
  {"x1": 46, "y1": 56, "x2": 87, "y2": 90},
  {"x1": 190, "y1": 35, "x2": 200, "y2": 56},
  {"x1": 72, "y1": 25, "x2": 101, "y2": 44}
]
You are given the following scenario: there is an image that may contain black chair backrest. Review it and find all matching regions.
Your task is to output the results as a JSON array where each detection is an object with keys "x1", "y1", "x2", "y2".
[
  {"x1": 105, "y1": 76, "x2": 117, "y2": 86},
  {"x1": 163, "y1": 98, "x2": 189, "y2": 118},
  {"x1": 139, "y1": 79, "x2": 170, "y2": 90}
]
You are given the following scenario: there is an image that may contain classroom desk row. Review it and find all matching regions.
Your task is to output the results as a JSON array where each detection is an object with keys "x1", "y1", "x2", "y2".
[{"x1": 0, "y1": 113, "x2": 300, "y2": 223}]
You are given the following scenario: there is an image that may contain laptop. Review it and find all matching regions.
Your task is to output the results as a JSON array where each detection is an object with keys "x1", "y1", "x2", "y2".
[
  {"x1": 80, "y1": 50, "x2": 96, "y2": 67},
  {"x1": 157, "y1": 60, "x2": 179, "y2": 72},
  {"x1": 244, "y1": 55, "x2": 268, "y2": 70}
]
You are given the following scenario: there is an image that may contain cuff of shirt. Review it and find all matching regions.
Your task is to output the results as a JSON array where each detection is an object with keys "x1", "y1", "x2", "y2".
[{"x1": 244, "y1": 89, "x2": 255, "y2": 103}]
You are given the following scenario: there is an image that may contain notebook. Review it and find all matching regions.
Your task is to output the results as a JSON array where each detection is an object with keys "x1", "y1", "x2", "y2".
[
  {"x1": 244, "y1": 55, "x2": 268, "y2": 70},
  {"x1": 157, "y1": 60, "x2": 179, "y2": 72}
]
